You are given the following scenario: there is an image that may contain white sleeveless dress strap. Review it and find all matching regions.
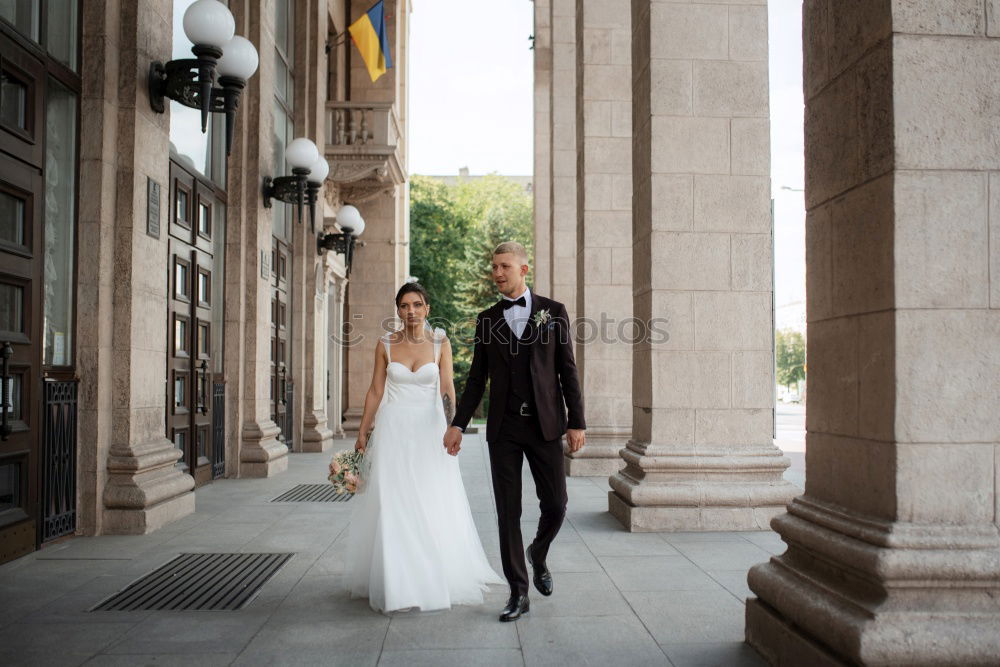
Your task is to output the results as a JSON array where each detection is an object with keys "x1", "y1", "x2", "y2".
[
  {"x1": 382, "y1": 333, "x2": 392, "y2": 364},
  {"x1": 433, "y1": 327, "x2": 444, "y2": 365}
]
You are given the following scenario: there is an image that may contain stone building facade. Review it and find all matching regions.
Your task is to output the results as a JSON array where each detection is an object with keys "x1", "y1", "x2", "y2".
[
  {"x1": 535, "y1": 0, "x2": 1000, "y2": 663},
  {"x1": 0, "y1": 0, "x2": 409, "y2": 563}
]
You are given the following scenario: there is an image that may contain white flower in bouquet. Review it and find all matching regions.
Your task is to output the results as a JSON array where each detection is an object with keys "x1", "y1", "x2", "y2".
[{"x1": 328, "y1": 449, "x2": 364, "y2": 494}]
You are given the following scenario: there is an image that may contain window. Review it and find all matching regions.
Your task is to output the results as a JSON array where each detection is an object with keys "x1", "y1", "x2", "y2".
[
  {"x1": 43, "y1": 77, "x2": 77, "y2": 366},
  {"x1": 168, "y1": 0, "x2": 227, "y2": 186},
  {"x1": 0, "y1": 0, "x2": 79, "y2": 72},
  {"x1": 0, "y1": 73, "x2": 27, "y2": 130},
  {"x1": 174, "y1": 257, "x2": 191, "y2": 301},
  {"x1": 0, "y1": 460, "x2": 22, "y2": 513},
  {"x1": 0, "y1": 190, "x2": 25, "y2": 247},
  {"x1": 272, "y1": 0, "x2": 295, "y2": 240},
  {"x1": 0, "y1": 283, "x2": 24, "y2": 333},
  {"x1": 0, "y1": 0, "x2": 39, "y2": 43}
]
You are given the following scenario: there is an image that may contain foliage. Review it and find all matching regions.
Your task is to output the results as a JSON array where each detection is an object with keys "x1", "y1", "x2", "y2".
[
  {"x1": 409, "y1": 173, "x2": 534, "y2": 414},
  {"x1": 775, "y1": 328, "x2": 806, "y2": 389}
]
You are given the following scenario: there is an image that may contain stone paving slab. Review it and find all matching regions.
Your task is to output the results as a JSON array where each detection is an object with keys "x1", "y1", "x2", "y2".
[{"x1": 0, "y1": 433, "x2": 791, "y2": 666}]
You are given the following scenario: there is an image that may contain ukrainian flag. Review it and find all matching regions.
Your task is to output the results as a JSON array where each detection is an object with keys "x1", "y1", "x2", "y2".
[{"x1": 349, "y1": 0, "x2": 393, "y2": 83}]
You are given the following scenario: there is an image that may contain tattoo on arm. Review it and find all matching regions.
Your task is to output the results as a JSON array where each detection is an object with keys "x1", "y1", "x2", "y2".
[{"x1": 443, "y1": 394, "x2": 455, "y2": 423}]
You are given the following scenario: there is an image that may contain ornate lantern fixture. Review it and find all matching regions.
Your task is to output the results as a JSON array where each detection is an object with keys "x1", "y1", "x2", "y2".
[
  {"x1": 318, "y1": 205, "x2": 366, "y2": 274},
  {"x1": 263, "y1": 138, "x2": 321, "y2": 224},
  {"x1": 148, "y1": 0, "x2": 259, "y2": 155}
]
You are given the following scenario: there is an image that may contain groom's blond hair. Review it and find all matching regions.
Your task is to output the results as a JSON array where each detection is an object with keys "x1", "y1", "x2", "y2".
[{"x1": 493, "y1": 241, "x2": 529, "y2": 265}]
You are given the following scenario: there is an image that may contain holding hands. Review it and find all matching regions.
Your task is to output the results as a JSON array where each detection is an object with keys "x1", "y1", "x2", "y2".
[{"x1": 443, "y1": 426, "x2": 463, "y2": 456}]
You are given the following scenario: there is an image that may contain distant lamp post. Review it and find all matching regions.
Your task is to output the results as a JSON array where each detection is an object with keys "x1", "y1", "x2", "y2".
[
  {"x1": 305, "y1": 155, "x2": 330, "y2": 233},
  {"x1": 263, "y1": 138, "x2": 321, "y2": 224},
  {"x1": 318, "y1": 204, "x2": 366, "y2": 273},
  {"x1": 148, "y1": 0, "x2": 259, "y2": 155}
]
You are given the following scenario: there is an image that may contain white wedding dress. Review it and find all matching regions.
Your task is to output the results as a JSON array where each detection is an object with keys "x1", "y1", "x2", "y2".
[{"x1": 344, "y1": 328, "x2": 503, "y2": 613}]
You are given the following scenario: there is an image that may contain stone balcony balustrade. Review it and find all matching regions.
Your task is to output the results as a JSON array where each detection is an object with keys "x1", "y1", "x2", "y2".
[{"x1": 323, "y1": 102, "x2": 405, "y2": 203}]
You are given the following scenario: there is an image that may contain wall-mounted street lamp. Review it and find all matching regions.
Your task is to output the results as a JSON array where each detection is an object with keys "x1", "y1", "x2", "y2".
[
  {"x1": 318, "y1": 204, "x2": 366, "y2": 274},
  {"x1": 305, "y1": 156, "x2": 330, "y2": 233},
  {"x1": 263, "y1": 138, "x2": 323, "y2": 225},
  {"x1": 148, "y1": 0, "x2": 259, "y2": 155}
]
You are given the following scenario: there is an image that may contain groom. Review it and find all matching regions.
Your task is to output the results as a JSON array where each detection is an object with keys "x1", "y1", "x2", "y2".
[{"x1": 444, "y1": 241, "x2": 586, "y2": 622}]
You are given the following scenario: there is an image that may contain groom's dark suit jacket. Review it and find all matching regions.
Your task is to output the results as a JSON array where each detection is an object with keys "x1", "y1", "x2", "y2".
[{"x1": 452, "y1": 292, "x2": 586, "y2": 442}]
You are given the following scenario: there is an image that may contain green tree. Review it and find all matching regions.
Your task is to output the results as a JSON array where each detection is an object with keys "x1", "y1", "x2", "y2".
[
  {"x1": 409, "y1": 173, "x2": 534, "y2": 416},
  {"x1": 775, "y1": 328, "x2": 806, "y2": 390}
]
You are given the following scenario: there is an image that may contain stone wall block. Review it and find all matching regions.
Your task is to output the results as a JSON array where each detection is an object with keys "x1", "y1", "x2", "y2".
[
  {"x1": 829, "y1": 174, "x2": 894, "y2": 318},
  {"x1": 733, "y1": 350, "x2": 774, "y2": 409},
  {"x1": 991, "y1": 172, "x2": 1000, "y2": 309},
  {"x1": 731, "y1": 118, "x2": 770, "y2": 176},
  {"x1": 857, "y1": 310, "x2": 895, "y2": 443},
  {"x1": 731, "y1": 233, "x2": 772, "y2": 292},
  {"x1": 649, "y1": 3, "x2": 727, "y2": 61},
  {"x1": 693, "y1": 60, "x2": 769, "y2": 117},
  {"x1": 652, "y1": 351, "x2": 731, "y2": 409},
  {"x1": 895, "y1": 36, "x2": 1000, "y2": 170},
  {"x1": 695, "y1": 408, "x2": 773, "y2": 446},
  {"x1": 649, "y1": 231, "x2": 730, "y2": 291},
  {"x1": 651, "y1": 117, "x2": 730, "y2": 175},
  {"x1": 649, "y1": 60, "x2": 693, "y2": 116},
  {"x1": 729, "y1": 5, "x2": 768, "y2": 61},
  {"x1": 896, "y1": 443, "x2": 995, "y2": 524},
  {"x1": 693, "y1": 175, "x2": 771, "y2": 233},
  {"x1": 892, "y1": 0, "x2": 985, "y2": 36},
  {"x1": 805, "y1": 316, "x2": 859, "y2": 437},
  {"x1": 693, "y1": 292, "x2": 772, "y2": 351},
  {"x1": 895, "y1": 309, "x2": 1000, "y2": 444},
  {"x1": 803, "y1": 433, "x2": 897, "y2": 521},
  {"x1": 650, "y1": 174, "x2": 693, "y2": 231},
  {"x1": 895, "y1": 170, "x2": 989, "y2": 309}
]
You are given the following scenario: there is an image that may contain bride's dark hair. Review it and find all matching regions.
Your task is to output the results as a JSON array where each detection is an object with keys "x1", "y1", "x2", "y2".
[{"x1": 395, "y1": 281, "x2": 430, "y2": 307}]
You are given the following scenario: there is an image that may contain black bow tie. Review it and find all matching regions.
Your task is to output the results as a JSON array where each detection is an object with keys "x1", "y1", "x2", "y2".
[{"x1": 502, "y1": 296, "x2": 526, "y2": 310}]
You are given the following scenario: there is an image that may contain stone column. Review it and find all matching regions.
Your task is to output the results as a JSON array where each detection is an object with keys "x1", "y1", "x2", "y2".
[
  {"x1": 550, "y1": 0, "x2": 577, "y2": 317},
  {"x1": 342, "y1": 0, "x2": 407, "y2": 428},
  {"x1": 237, "y1": 0, "x2": 288, "y2": 476},
  {"x1": 568, "y1": 0, "x2": 632, "y2": 477},
  {"x1": 611, "y1": 0, "x2": 795, "y2": 530},
  {"x1": 746, "y1": 3, "x2": 1000, "y2": 663},
  {"x1": 326, "y1": 270, "x2": 348, "y2": 439},
  {"x1": 343, "y1": 191, "x2": 401, "y2": 432},
  {"x1": 533, "y1": 0, "x2": 553, "y2": 296},
  {"x1": 294, "y1": 0, "x2": 334, "y2": 453},
  {"x1": 89, "y1": 0, "x2": 194, "y2": 533}
]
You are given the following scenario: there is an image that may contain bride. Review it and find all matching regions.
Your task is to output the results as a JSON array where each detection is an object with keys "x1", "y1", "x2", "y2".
[{"x1": 343, "y1": 281, "x2": 503, "y2": 613}]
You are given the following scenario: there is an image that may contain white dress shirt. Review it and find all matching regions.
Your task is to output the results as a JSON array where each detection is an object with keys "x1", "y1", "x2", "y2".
[{"x1": 502, "y1": 286, "x2": 532, "y2": 339}]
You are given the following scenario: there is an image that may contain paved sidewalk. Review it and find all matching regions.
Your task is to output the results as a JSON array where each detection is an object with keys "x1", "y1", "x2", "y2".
[{"x1": 0, "y1": 433, "x2": 783, "y2": 666}]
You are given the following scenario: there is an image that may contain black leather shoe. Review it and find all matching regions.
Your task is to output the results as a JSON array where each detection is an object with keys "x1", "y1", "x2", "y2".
[
  {"x1": 526, "y1": 544, "x2": 553, "y2": 596},
  {"x1": 499, "y1": 594, "x2": 529, "y2": 622}
]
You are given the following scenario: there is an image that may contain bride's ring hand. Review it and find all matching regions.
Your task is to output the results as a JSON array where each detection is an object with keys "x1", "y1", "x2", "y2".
[{"x1": 354, "y1": 438, "x2": 366, "y2": 453}]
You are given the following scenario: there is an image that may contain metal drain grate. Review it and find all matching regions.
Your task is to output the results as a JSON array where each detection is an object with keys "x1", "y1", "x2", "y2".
[
  {"x1": 91, "y1": 552, "x2": 292, "y2": 611},
  {"x1": 271, "y1": 484, "x2": 354, "y2": 502}
]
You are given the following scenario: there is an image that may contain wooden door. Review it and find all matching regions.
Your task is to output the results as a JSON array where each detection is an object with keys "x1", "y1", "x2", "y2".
[
  {"x1": 0, "y1": 31, "x2": 45, "y2": 563},
  {"x1": 271, "y1": 238, "x2": 292, "y2": 449},
  {"x1": 167, "y1": 161, "x2": 221, "y2": 485}
]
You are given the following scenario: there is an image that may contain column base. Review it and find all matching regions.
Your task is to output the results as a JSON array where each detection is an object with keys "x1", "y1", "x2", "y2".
[
  {"x1": 747, "y1": 496, "x2": 1000, "y2": 665},
  {"x1": 745, "y1": 598, "x2": 845, "y2": 666},
  {"x1": 564, "y1": 439, "x2": 624, "y2": 477},
  {"x1": 609, "y1": 492, "x2": 787, "y2": 532},
  {"x1": 101, "y1": 437, "x2": 195, "y2": 535},
  {"x1": 239, "y1": 419, "x2": 289, "y2": 477},
  {"x1": 341, "y1": 408, "x2": 362, "y2": 436},
  {"x1": 608, "y1": 440, "x2": 799, "y2": 531},
  {"x1": 300, "y1": 411, "x2": 334, "y2": 452}
]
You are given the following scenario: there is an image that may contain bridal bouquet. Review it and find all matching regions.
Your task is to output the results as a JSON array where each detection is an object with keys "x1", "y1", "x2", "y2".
[{"x1": 328, "y1": 449, "x2": 364, "y2": 494}]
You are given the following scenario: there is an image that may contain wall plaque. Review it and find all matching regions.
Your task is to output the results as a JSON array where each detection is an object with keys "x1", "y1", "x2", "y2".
[{"x1": 147, "y1": 177, "x2": 161, "y2": 239}]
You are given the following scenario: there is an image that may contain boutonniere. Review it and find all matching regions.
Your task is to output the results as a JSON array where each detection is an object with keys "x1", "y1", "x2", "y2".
[{"x1": 532, "y1": 309, "x2": 554, "y2": 329}]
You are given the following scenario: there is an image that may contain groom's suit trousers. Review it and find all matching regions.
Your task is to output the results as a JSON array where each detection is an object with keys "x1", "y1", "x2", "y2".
[{"x1": 488, "y1": 410, "x2": 567, "y2": 597}]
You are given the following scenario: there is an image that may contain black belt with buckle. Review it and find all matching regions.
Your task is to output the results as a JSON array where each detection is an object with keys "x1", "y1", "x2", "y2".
[{"x1": 518, "y1": 401, "x2": 533, "y2": 417}]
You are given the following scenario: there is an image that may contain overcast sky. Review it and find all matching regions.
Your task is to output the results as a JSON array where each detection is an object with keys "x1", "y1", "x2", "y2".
[{"x1": 408, "y1": 0, "x2": 805, "y2": 307}]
